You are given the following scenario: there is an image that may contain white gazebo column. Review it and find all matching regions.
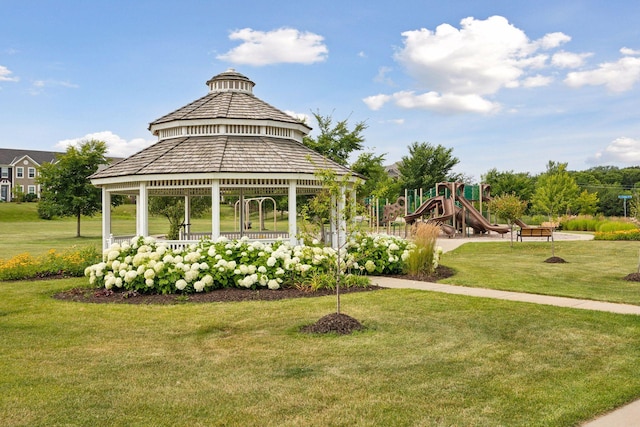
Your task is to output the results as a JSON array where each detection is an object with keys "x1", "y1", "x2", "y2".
[
  {"x1": 136, "y1": 182, "x2": 148, "y2": 237},
  {"x1": 211, "y1": 180, "x2": 220, "y2": 240},
  {"x1": 288, "y1": 180, "x2": 297, "y2": 245},
  {"x1": 102, "y1": 188, "x2": 111, "y2": 250},
  {"x1": 183, "y1": 194, "x2": 191, "y2": 239}
]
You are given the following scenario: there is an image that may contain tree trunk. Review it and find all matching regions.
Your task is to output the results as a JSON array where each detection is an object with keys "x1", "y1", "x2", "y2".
[{"x1": 76, "y1": 210, "x2": 81, "y2": 237}]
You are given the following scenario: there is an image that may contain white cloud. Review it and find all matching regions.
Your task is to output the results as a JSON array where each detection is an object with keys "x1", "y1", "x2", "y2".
[
  {"x1": 56, "y1": 131, "x2": 155, "y2": 158},
  {"x1": 384, "y1": 119, "x2": 405, "y2": 125},
  {"x1": 374, "y1": 66, "x2": 394, "y2": 85},
  {"x1": 217, "y1": 27, "x2": 328, "y2": 65},
  {"x1": 0, "y1": 65, "x2": 19, "y2": 82},
  {"x1": 363, "y1": 94, "x2": 392, "y2": 111},
  {"x1": 283, "y1": 110, "x2": 311, "y2": 124},
  {"x1": 565, "y1": 55, "x2": 640, "y2": 92},
  {"x1": 588, "y1": 137, "x2": 640, "y2": 165},
  {"x1": 551, "y1": 51, "x2": 592, "y2": 68},
  {"x1": 367, "y1": 16, "x2": 572, "y2": 114},
  {"x1": 535, "y1": 32, "x2": 571, "y2": 49},
  {"x1": 29, "y1": 79, "x2": 79, "y2": 95},
  {"x1": 365, "y1": 90, "x2": 499, "y2": 114},
  {"x1": 522, "y1": 74, "x2": 554, "y2": 88},
  {"x1": 620, "y1": 47, "x2": 640, "y2": 56}
]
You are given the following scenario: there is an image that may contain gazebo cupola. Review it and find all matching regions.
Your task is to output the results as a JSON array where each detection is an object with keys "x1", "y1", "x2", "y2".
[
  {"x1": 90, "y1": 69, "x2": 359, "y2": 250},
  {"x1": 148, "y1": 68, "x2": 310, "y2": 144},
  {"x1": 206, "y1": 68, "x2": 255, "y2": 93}
]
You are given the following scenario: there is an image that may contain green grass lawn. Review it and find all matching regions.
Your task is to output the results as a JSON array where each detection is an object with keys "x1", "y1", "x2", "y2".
[
  {"x1": 3, "y1": 202, "x2": 640, "y2": 425},
  {"x1": 440, "y1": 240, "x2": 640, "y2": 305},
  {"x1": 2, "y1": 277, "x2": 640, "y2": 426},
  {"x1": 0, "y1": 203, "x2": 290, "y2": 258}
]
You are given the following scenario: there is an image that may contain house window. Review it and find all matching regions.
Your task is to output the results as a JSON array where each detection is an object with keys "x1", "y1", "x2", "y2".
[
  {"x1": 28, "y1": 167, "x2": 36, "y2": 178},
  {"x1": 16, "y1": 167, "x2": 24, "y2": 178},
  {"x1": 27, "y1": 185, "x2": 36, "y2": 194},
  {"x1": 1, "y1": 167, "x2": 8, "y2": 178}
]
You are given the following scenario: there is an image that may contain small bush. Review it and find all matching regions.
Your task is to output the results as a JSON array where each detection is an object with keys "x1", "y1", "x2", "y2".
[{"x1": 596, "y1": 221, "x2": 638, "y2": 233}]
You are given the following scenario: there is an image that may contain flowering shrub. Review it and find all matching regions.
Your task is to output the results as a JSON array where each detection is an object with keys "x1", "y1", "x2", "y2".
[
  {"x1": 0, "y1": 247, "x2": 101, "y2": 281},
  {"x1": 594, "y1": 229, "x2": 640, "y2": 241},
  {"x1": 85, "y1": 234, "x2": 420, "y2": 294},
  {"x1": 344, "y1": 232, "x2": 414, "y2": 275}
]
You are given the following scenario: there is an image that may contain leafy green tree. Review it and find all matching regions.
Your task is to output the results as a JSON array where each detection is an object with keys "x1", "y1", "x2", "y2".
[
  {"x1": 11, "y1": 186, "x2": 25, "y2": 203},
  {"x1": 398, "y1": 142, "x2": 459, "y2": 192},
  {"x1": 302, "y1": 111, "x2": 367, "y2": 166},
  {"x1": 350, "y1": 151, "x2": 401, "y2": 201},
  {"x1": 531, "y1": 161, "x2": 580, "y2": 219},
  {"x1": 489, "y1": 193, "x2": 527, "y2": 246},
  {"x1": 482, "y1": 168, "x2": 535, "y2": 202},
  {"x1": 149, "y1": 196, "x2": 211, "y2": 240},
  {"x1": 573, "y1": 190, "x2": 599, "y2": 215},
  {"x1": 37, "y1": 140, "x2": 109, "y2": 237}
]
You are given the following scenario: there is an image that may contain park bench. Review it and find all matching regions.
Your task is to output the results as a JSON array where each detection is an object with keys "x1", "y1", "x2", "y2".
[{"x1": 517, "y1": 227, "x2": 554, "y2": 242}]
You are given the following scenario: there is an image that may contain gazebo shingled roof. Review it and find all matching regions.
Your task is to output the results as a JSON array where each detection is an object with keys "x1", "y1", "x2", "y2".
[
  {"x1": 91, "y1": 69, "x2": 359, "y2": 248},
  {"x1": 92, "y1": 69, "x2": 349, "y2": 180}
]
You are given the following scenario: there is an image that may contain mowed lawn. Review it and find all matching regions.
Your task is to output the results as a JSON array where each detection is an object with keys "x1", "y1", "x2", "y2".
[
  {"x1": 3, "y1": 203, "x2": 640, "y2": 425},
  {"x1": 0, "y1": 202, "x2": 288, "y2": 258},
  {"x1": 2, "y1": 277, "x2": 640, "y2": 426},
  {"x1": 440, "y1": 240, "x2": 640, "y2": 305}
]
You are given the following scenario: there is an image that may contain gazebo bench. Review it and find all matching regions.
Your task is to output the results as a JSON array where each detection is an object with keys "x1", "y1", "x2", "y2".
[{"x1": 517, "y1": 227, "x2": 553, "y2": 241}]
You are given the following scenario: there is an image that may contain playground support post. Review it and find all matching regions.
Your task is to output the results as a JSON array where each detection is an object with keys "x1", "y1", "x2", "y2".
[{"x1": 404, "y1": 189, "x2": 408, "y2": 216}]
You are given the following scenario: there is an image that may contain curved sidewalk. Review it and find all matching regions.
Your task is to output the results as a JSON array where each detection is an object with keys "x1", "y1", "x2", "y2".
[
  {"x1": 371, "y1": 232, "x2": 640, "y2": 426},
  {"x1": 369, "y1": 275, "x2": 640, "y2": 315}
]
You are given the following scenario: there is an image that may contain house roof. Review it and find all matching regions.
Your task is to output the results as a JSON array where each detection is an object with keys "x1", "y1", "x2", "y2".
[
  {"x1": 0, "y1": 148, "x2": 60, "y2": 166},
  {"x1": 91, "y1": 135, "x2": 351, "y2": 179}
]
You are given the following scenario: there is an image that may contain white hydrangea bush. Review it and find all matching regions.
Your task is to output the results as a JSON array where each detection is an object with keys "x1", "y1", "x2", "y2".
[{"x1": 85, "y1": 233, "x2": 428, "y2": 294}]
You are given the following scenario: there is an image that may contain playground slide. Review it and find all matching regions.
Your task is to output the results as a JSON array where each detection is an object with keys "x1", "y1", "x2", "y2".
[
  {"x1": 404, "y1": 195, "x2": 457, "y2": 236},
  {"x1": 404, "y1": 195, "x2": 446, "y2": 223},
  {"x1": 456, "y1": 196, "x2": 509, "y2": 234}
]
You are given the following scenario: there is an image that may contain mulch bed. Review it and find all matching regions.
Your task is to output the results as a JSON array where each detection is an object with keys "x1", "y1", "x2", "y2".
[
  {"x1": 300, "y1": 313, "x2": 364, "y2": 335},
  {"x1": 544, "y1": 256, "x2": 567, "y2": 263},
  {"x1": 624, "y1": 273, "x2": 640, "y2": 282},
  {"x1": 53, "y1": 285, "x2": 383, "y2": 305},
  {"x1": 53, "y1": 265, "x2": 456, "y2": 335}
]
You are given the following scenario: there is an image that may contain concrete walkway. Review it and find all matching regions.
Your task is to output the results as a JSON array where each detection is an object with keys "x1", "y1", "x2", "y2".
[{"x1": 370, "y1": 232, "x2": 640, "y2": 426}]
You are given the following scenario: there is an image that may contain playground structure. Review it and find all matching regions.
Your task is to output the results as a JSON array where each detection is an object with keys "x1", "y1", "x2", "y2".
[
  {"x1": 366, "y1": 182, "x2": 510, "y2": 237},
  {"x1": 234, "y1": 197, "x2": 277, "y2": 232},
  {"x1": 404, "y1": 182, "x2": 509, "y2": 236}
]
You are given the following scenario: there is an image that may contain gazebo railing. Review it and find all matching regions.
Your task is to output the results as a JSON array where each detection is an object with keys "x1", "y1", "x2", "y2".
[{"x1": 106, "y1": 232, "x2": 291, "y2": 251}]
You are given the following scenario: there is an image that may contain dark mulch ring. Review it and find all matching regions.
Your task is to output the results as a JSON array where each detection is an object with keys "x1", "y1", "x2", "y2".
[
  {"x1": 300, "y1": 313, "x2": 364, "y2": 335},
  {"x1": 624, "y1": 272, "x2": 640, "y2": 282},
  {"x1": 387, "y1": 265, "x2": 456, "y2": 282},
  {"x1": 53, "y1": 284, "x2": 385, "y2": 305},
  {"x1": 544, "y1": 256, "x2": 567, "y2": 263}
]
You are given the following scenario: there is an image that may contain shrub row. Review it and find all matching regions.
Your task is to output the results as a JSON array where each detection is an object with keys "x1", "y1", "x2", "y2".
[
  {"x1": 0, "y1": 247, "x2": 102, "y2": 281},
  {"x1": 594, "y1": 229, "x2": 640, "y2": 241},
  {"x1": 561, "y1": 216, "x2": 639, "y2": 232},
  {"x1": 85, "y1": 234, "x2": 419, "y2": 294}
]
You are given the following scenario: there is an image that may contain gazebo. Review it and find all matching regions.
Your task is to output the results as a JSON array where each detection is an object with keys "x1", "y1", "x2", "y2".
[{"x1": 90, "y1": 69, "x2": 358, "y2": 250}]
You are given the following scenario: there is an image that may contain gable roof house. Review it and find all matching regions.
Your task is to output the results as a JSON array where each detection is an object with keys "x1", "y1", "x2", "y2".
[
  {"x1": 90, "y1": 69, "x2": 360, "y2": 249},
  {"x1": 0, "y1": 148, "x2": 60, "y2": 201}
]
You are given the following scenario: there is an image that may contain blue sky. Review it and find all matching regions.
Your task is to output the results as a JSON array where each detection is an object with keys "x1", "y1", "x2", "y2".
[{"x1": 1, "y1": 0, "x2": 639, "y2": 181}]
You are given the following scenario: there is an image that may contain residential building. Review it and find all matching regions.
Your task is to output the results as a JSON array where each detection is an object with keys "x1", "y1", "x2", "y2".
[{"x1": 0, "y1": 148, "x2": 60, "y2": 201}]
